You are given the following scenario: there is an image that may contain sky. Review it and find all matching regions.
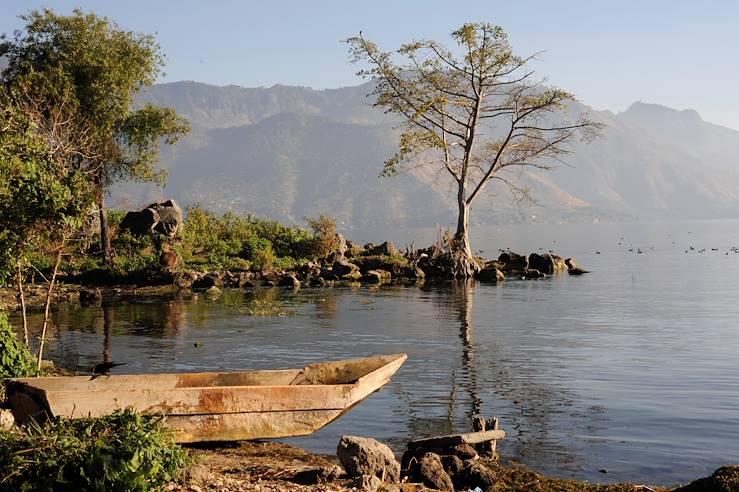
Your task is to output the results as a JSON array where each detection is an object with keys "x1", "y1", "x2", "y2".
[{"x1": 2, "y1": 0, "x2": 738, "y2": 129}]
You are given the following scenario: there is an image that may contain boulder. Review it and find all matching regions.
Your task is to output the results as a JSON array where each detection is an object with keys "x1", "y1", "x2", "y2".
[
  {"x1": 551, "y1": 254, "x2": 567, "y2": 272},
  {"x1": 498, "y1": 251, "x2": 528, "y2": 272},
  {"x1": 477, "y1": 266, "x2": 505, "y2": 283},
  {"x1": 449, "y1": 443, "x2": 478, "y2": 461},
  {"x1": 119, "y1": 207, "x2": 160, "y2": 237},
  {"x1": 528, "y1": 253, "x2": 557, "y2": 275},
  {"x1": 440, "y1": 455, "x2": 464, "y2": 476},
  {"x1": 192, "y1": 273, "x2": 222, "y2": 290},
  {"x1": 277, "y1": 275, "x2": 301, "y2": 288},
  {"x1": 523, "y1": 268, "x2": 546, "y2": 279},
  {"x1": 348, "y1": 474, "x2": 382, "y2": 492},
  {"x1": 453, "y1": 462, "x2": 497, "y2": 491},
  {"x1": 370, "y1": 241, "x2": 398, "y2": 256},
  {"x1": 160, "y1": 250, "x2": 181, "y2": 272},
  {"x1": 675, "y1": 465, "x2": 739, "y2": 491},
  {"x1": 204, "y1": 285, "x2": 221, "y2": 297},
  {"x1": 335, "y1": 233, "x2": 348, "y2": 257},
  {"x1": 407, "y1": 453, "x2": 453, "y2": 491},
  {"x1": 363, "y1": 269, "x2": 391, "y2": 284},
  {"x1": 565, "y1": 257, "x2": 589, "y2": 275},
  {"x1": 184, "y1": 464, "x2": 213, "y2": 485},
  {"x1": 149, "y1": 199, "x2": 183, "y2": 237},
  {"x1": 309, "y1": 276, "x2": 327, "y2": 287},
  {"x1": 337, "y1": 435, "x2": 400, "y2": 482},
  {"x1": 319, "y1": 269, "x2": 340, "y2": 281},
  {"x1": 174, "y1": 271, "x2": 199, "y2": 289},
  {"x1": 333, "y1": 259, "x2": 360, "y2": 277}
]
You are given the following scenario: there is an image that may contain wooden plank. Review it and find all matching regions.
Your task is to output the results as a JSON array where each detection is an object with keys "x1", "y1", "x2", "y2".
[
  {"x1": 166, "y1": 409, "x2": 344, "y2": 442},
  {"x1": 408, "y1": 429, "x2": 506, "y2": 450},
  {"x1": 45, "y1": 384, "x2": 354, "y2": 418}
]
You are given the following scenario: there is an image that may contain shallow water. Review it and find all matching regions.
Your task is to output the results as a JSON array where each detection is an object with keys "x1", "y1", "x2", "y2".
[{"x1": 13, "y1": 220, "x2": 739, "y2": 485}]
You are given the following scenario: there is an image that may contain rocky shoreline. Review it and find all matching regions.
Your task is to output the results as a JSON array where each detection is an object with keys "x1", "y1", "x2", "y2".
[{"x1": 163, "y1": 438, "x2": 734, "y2": 492}]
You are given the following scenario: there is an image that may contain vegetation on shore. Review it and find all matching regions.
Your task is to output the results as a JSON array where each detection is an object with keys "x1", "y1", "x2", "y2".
[{"x1": 0, "y1": 409, "x2": 190, "y2": 492}]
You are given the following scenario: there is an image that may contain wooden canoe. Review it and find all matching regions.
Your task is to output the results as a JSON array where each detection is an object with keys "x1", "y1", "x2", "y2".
[{"x1": 4, "y1": 353, "x2": 407, "y2": 443}]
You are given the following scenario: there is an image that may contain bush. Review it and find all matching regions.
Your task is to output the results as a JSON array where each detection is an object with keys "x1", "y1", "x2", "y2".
[
  {"x1": 0, "y1": 409, "x2": 190, "y2": 492},
  {"x1": 0, "y1": 311, "x2": 39, "y2": 379},
  {"x1": 306, "y1": 214, "x2": 340, "y2": 258}
]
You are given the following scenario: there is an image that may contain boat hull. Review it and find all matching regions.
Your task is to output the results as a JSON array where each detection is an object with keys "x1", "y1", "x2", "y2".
[{"x1": 5, "y1": 353, "x2": 407, "y2": 442}]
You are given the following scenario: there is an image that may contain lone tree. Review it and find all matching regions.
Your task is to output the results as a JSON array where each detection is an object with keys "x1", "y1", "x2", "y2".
[
  {"x1": 348, "y1": 23, "x2": 602, "y2": 277},
  {"x1": 0, "y1": 9, "x2": 189, "y2": 266}
]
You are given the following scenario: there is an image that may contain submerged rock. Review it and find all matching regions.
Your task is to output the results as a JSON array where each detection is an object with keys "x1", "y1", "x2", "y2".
[
  {"x1": 498, "y1": 251, "x2": 528, "y2": 272},
  {"x1": 477, "y1": 266, "x2": 505, "y2": 283},
  {"x1": 337, "y1": 435, "x2": 400, "y2": 482}
]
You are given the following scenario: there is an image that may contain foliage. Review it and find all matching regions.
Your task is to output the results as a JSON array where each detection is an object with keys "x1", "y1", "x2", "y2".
[
  {"x1": 306, "y1": 214, "x2": 340, "y2": 259},
  {"x1": 180, "y1": 206, "x2": 313, "y2": 271},
  {"x1": 347, "y1": 23, "x2": 602, "y2": 275},
  {"x1": 0, "y1": 8, "x2": 189, "y2": 263},
  {"x1": 0, "y1": 409, "x2": 190, "y2": 492},
  {"x1": 0, "y1": 311, "x2": 39, "y2": 379}
]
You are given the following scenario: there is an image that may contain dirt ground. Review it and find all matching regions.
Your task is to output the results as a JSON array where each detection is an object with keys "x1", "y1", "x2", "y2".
[{"x1": 164, "y1": 441, "x2": 675, "y2": 492}]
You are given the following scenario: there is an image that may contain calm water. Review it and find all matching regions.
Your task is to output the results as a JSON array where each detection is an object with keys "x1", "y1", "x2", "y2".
[{"x1": 14, "y1": 220, "x2": 739, "y2": 486}]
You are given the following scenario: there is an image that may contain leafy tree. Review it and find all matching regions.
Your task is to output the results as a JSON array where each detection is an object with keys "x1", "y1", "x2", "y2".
[
  {"x1": 0, "y1": 8, "x2": 189, "y2": 265},
  {"x1": 348, "y1": 23, "x2": 602, "y2": 277}
]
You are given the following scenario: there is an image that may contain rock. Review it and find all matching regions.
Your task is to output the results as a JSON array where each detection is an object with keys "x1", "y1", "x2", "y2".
[
  {"x1": 337, "y1": 435, "x2": 401, "y2": 482},
  {"x1": 348, "y1": 474, "x2": 382, "y2": 492},
  {"x1": 528, "y1": 253, "x2": 557, "y2": 275},
  {"x1": 477, "y1": 266, "x2": 505, "y2": 283},
  {"x1": 551, "y1": 254, "x2": 567, "y2": 272},
  {"x1": 79, "y1": 288, "x2": 102, "y2": 306},
  {"x1": 309, "y1": 276, "x2": 327, "y2": 287},
  {"x1": 277, "y1": 275, "x2": 301, "y2": 288},
  {"x1": 523, "y1": 268, "x2": 546, "y2": 279},
  {"x1": 346, "y1": 240, "x2": 365, "y2": 257},
  {"x1": 149, "y1": 199, "x2": 184, "y2": 237},
  {"x1": 565, "y1": 257, "x2": 578, "y2": 270},
  {"x1": 262, "y1": 279, "x2": 276, "y2": 287},
  {"x1": 291, "y1": 464, "x2": 343, "y2": 485},
  {"x1": 174, "y1": 271, "x2": 198, "y2": 289},
  {"x1": 363, "y1": 269, "x2": 391, "y2": 284},
  {"x1": 160, "y1": 250, "x2": 181, "y2": 272},
  {"x1": 335, "y1": 233, "x2": 348, "y2": 257},
  {"x1": 320, "y1": 269, "x2": 340, "y2": 281},
  {"x1": 333, "y1": 259, "x2": 360, "y2": 277},
  {"x1": 192, "y1": 273, "x2": 222, "y2": 290},
  {"x1": 449, "y1": 443, "x2": 478, "y2": 460},
  {"x1": 454, "y1": 462, "x2": 497, "y2": 491},
  {"x1": 204, "y1": 285, "x2": 221, "y2": 297},
  {"x1": 498, "y1": 251, "x2": 528, "y2": 272},
  {"x1": 407, "y1": 453, "x2": 453, "y2": 491},
  {"x1": 119, "y1": 207, "x2": 160, "y2": 236},
  {"x1": 565, "y1": 258, "x2": 589, "y2": 275},
  {"x1": 369, "y1": 241, "x2": 398, "y2": 256},
  {"x1": 0, "y1": 409, "x2": 15, "y2": 431},
  {"x1": 184, "y1": 464, "x2": 213, "y2": 485},
  {"x1": 441, "y1": 455, "x2": 464, "y2": 476},
  {"x1": 675, "y1": 465, "x2": 739, "y2": 491}
]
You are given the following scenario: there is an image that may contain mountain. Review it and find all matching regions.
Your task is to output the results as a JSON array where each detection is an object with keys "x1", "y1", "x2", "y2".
[{"x1": 113, "y1": 81, "x2": 739, "y2": 229}]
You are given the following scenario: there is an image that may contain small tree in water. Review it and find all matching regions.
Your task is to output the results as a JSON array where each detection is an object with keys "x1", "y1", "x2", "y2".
[{"x1": 347, "y1": 23, "x2": 602, "y2": 277}]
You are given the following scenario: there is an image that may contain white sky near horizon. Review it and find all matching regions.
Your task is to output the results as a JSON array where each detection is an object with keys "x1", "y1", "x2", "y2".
[{"x1": 2, "y1": 0, "x2": 738, "y2": 130}]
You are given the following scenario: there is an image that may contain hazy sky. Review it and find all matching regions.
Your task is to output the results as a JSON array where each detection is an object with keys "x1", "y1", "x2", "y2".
[{"x1": 2, "y1": 1, "x2": 738, "y2": 129}]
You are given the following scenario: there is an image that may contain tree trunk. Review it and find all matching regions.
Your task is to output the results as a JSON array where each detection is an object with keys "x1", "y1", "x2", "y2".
[
  {"x1": 453, "y1": 197, "x2": 481, "y2": 278},
  {"x1": 98, "y1": 194, "x2": 113, "y2": 266}
]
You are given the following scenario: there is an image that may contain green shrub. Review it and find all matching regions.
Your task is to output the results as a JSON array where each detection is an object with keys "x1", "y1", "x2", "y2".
[
  {"x1": 306, "y1": 214, "x2": 340, "y2": 258},
  {"x1": 0, "y1": 311, "x2": 39, "y2": 379},
  {"x1": 0, "y1": 409, "x2": 190, "y2": 492}
]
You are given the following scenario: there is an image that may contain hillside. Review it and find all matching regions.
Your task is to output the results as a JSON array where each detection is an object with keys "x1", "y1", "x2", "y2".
[{"x1": 112, "y1": 80, "x2": 739, "y2": 229}]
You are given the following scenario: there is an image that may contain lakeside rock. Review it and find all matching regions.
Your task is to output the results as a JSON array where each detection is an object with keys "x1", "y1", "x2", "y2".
[
  {"x1": 478, "y1": 266, "x2": 505, "y2": 283},
  {"x1": 407, "y1": 452, "x2": 454, "y2": 491},
  {"x1": 337, "y1": 435, "x2": 401, "y2": 482},
  {"x1": 119, "y1": 199, "x2": 183, "y2": 238},
  {"x1": 497, "y1": 250, "x2": 529, "y2": 273}
]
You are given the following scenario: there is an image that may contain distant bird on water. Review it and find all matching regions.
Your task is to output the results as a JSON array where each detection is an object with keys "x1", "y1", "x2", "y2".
[{"x1": 90, "y1": 362, "x2": 126, "y2": 380}]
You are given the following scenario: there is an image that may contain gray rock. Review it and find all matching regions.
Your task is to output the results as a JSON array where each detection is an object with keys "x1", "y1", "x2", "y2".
[
  {"x1": 441, "y1": 455, "x2": 464, "y2": 476},
  {"x1": 337, "y1": 435, "x2": 400, "y2": 482},
  {"x1": 333, "y1": 259, "x2": 360, "y2": 277},
  {"x1": 348, "y1": 474, "x2": 382, "y2": 492},
  {"x1": 184, "y1": 464, "x2": 213, "y2": 485},
  {"x1": 149, "y1": 199, "x2": 184, "y2": 237},
  {"x1": 449, "y1": 443, "x2": 478, "y2": 460},
  {"x1": 408, "y1": 453, "x2": 453, "y2": 491},
  {"x1": 120, "y1": 207, "x2": 160, "y2": 236}
]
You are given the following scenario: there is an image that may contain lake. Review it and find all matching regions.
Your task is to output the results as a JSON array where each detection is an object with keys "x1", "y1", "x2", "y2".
[{"x1": 13, "y1": 220, "x2": 739, "y2": 486}]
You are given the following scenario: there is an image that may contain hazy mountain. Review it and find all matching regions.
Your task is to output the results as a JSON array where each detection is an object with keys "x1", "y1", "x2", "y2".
[{"x1": 113, "y1": 80, "x2": 739, "y2": 229}]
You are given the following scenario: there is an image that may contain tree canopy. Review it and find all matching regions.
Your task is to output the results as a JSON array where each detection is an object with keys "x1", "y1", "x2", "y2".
[
  {"x1": 348, "y1": 23, "x2": 602, "y2": 276},
  {"x1": 0, "y1": 8, "x2": 190, "y2": 263}
]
